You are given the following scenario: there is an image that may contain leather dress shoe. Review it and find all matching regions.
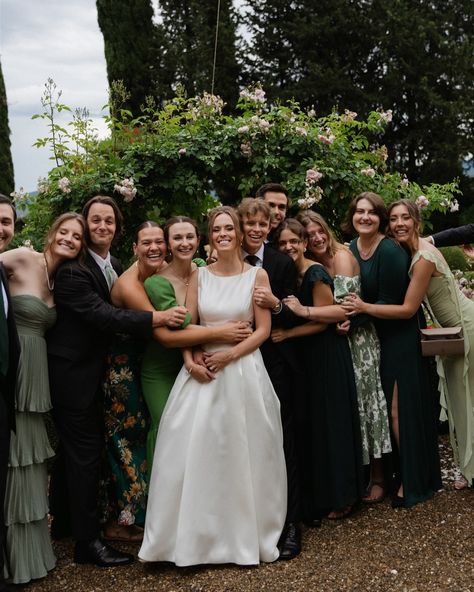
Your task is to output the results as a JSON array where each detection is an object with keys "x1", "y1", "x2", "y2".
[
  {"x1": 74, "y1": 538, "x2": 134, "y2": 567},
  {"x1": 304, "y1": 517, "x2": 322, "y2": 528},
  {"x1": 278, "y1": 522, "x2": 301, "y2": 560}
]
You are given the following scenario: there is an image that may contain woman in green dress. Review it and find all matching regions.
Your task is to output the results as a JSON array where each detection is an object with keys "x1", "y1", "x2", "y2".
[
  {"x1": 0, "y1": 213, "x2": 86, "y2": 583},
  {"x1": 341, "y1": 193, "x2": 441, "y2": 508},
  {"x1": 286, "y1": 211, "x2": 391, "y2": 503},
  {"x1": 103, "y1": 221, "x2": 173, "y2": 541},
  {"x1": 344, "y1": 199, "x2": 474, "y2": 487},
  {"x1": 271, "y1": 218, "x2": 364, "y2": 520}
]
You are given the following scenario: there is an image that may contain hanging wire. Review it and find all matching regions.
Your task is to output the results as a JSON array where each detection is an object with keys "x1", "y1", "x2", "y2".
[{"x1": 211, "y1": 0, "x2": 222, "y2": 95}]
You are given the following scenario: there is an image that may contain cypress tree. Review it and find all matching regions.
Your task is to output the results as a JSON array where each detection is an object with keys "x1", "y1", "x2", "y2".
[
  {"x1": 96, "y1": 0, "x2": 156, "y2": 116},
  {"x1": 155, "y1": 0, "x2": 241, "y2": 106},
  {"x1": 0, "y1": 59, "x2": 14, "y2": 195}
]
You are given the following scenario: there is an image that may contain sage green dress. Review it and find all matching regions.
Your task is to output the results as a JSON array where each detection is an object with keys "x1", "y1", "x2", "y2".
[
  {"x1": 141, "y1": 276, "x2": 191, "y2": 473},
  {"x1": 350, "y1": 238, "x2": 442, "y2": 507},
  {"x1": 410, "y1": 250, "x2": 474, "y2": 483},
  {"x1": 334, "y1": 275, "x2": 391, "y2": 465},
  {"x1": 5, "y1": 295, "x2": 56, "y2": 584}
]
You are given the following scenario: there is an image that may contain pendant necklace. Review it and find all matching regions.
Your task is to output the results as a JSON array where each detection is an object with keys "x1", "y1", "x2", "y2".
[{"x1": 44, "y1": 255, "x2": 55, "y2": 291}]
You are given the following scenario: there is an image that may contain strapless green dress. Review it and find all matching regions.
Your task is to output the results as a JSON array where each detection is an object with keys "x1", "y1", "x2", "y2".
[
  {"x1": 5, "y1": 295, "x2": 56, "y2": 584},
  {"x1": 141, "y1": 276, "x2": 191, "y2": 474}
]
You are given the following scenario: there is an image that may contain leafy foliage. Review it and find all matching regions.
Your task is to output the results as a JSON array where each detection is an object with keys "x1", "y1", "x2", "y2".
[{"x1": 16, "y1": 83, "x2": 459, "y2": 262}]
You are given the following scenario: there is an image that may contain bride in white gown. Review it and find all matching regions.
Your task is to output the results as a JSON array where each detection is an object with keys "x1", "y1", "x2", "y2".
[{"x1": 139, "y1": 206, "x2": 287, "y2": 566}]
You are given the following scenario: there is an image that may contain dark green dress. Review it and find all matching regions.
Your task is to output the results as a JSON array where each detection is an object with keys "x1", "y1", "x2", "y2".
[
  {"x1": 141, "y1": 276, "x2": 191, "y2": 473},
  {"x1": 350, "y1": 237, "x2": 441, "y2": 507},
  {"x1": 103, "y1": 335, "x2": 149, "y2": 526},
  {"x1": 299, "y1": 265, "x2": 364, "y2": 515}
]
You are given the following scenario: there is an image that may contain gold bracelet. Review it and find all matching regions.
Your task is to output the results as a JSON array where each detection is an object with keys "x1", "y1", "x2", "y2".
[
  {"x1": 306, "y1": 306, "x2": 311, "y2": 319},
  {"x1": 187, "y1": 365, "x2": 194, "y2": 375}
]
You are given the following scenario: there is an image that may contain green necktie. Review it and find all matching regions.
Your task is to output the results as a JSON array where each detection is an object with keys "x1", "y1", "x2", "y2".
[{"x1": 0, "y1": 282, "x2": 9, "y2": 377}]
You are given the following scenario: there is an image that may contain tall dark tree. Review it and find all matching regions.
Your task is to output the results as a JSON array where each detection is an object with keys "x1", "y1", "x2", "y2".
[
  {"x1": 96, "y1": 0, "x2": 156, "y2": 116},
  {"x1": 0, "y1": 59, "x2": 14, "y2": 195},
  {"x1": 155, "y1": 0, "x2": 241, "y2": 106},
  {"x1": 246, "y1": 0, "x2": 474, "y2": 191},
  {"x1": 245, "y1": 0, "x2": 373, "y2": 114}
]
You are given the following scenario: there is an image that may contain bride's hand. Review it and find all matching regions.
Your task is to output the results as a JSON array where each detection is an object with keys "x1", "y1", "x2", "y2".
[
  {"x1": 187, "y1": 362, "x2": 214, "y2": 383},
  {"x1": 341, "y1": 293, "x2": 366, "y2": 315},
  {"x1": 282, "y1": 295, "x2": 306, "y2": 317},
  {"x1": 203, "y1": 350, "x2": 233, "y2": 373}
]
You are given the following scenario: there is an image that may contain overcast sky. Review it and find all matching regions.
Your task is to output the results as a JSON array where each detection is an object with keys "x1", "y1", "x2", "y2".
[{"x1": 1, "y1": 0, "x2": 110, "y2": 192}]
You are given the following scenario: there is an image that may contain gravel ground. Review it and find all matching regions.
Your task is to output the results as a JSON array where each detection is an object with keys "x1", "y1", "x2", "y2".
[{"x1": 19, "y1": 436, "x2": 474, "y2": 592}]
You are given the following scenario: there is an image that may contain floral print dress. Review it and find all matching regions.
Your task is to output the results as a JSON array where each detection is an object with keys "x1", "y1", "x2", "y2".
[
  {"x1": 334, "y1": 274, "x2": 391, "y2": 464},
  {"x1": 103, "y1": 334, "x2": 149, "y2": 526}
]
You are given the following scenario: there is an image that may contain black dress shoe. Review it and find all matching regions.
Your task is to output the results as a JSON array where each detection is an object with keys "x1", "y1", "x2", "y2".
[
  {"x1": 278, "y1": 523, "x2": 301, "y2": 560},
  {"x1": 391, "y1": 495, "x2": 405, "y2": 509},
  {"x1": 304, "y1": 517, "x2": 322, "y2": 528},
  {"x1": 74, "y1": 538, "x2": 134, "y2": 567}
]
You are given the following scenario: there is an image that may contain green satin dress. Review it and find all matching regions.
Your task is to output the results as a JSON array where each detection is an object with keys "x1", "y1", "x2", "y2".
[
  {"x1": 350, "y1": 238, "x2": 442, "y2": 507},
  {"x1": 141, "y1": 276, "x2": 191, "y2": 474}
]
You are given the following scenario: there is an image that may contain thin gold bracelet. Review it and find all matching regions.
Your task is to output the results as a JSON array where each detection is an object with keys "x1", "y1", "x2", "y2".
[{"x1": 306, "y1": 306, "x2": 311, "y2": 319}]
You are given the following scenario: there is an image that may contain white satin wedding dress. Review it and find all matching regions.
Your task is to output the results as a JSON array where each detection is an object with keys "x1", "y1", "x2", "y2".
[{"x1": 139, "y1": 266, "x2": 287, "y2": 566}]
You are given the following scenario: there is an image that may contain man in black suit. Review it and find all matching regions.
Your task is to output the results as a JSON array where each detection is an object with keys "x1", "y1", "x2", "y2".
[
  {"x1": 255, "y1": 183, "x2": 290, "y2": 244},
  {"x1": 428, "y1": 223, "x2": 474, "y2": 247},
  {"x1": 237, "y1": 198, "x2": 303, "y2": 560},
  {"x1": 47, "y1": 195, "x2": 187, "y2": 567},
  {"x1": 0, "y1": 195, "x2": 20, "y2": 592}
]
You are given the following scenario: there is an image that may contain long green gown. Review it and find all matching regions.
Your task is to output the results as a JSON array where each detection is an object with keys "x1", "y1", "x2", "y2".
[
  {"x1": 299, "y1": 265, "x2": 364, "y2": 515},
  {"x1": 141, "y1": 276, "x2": 191, "y2": 473},
  {"x1": 350, "y1": 238, "x2": 442, "y2": 507},
  {"x1": 411, "y1": 250, "x2": 474, "y2": 483},
  {"x1": 5, "y1": 295, "x2": 56, "y2": 584}
]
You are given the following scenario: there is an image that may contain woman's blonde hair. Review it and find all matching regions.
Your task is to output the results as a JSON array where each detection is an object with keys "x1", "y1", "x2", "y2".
[{"x1": 297, "y1": 210, "x2": 340, "y2": 258}]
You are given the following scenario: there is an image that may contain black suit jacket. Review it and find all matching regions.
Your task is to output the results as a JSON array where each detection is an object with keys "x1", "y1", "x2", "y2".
[
  {"x1": 260, "y1": 244, "x2": 301, "y2": 373},
  {"x1": 432, "y1": 223, "x2": 474, "y2": 248},
  {"x1": 47, "y1": 253, "x2": 153, "y2": 409},
  {"x1": 0, "y1": 264, "x2": 20, "y2": 431}
]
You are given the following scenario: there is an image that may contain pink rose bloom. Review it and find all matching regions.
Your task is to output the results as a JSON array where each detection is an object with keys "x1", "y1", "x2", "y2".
[
  {"x1": 306, "y1": 168, "x2": 323, "y2": 183},
  {"x1": 415, "y1": 195, "x2": 429, "y2": 209},
  {"x1": 238, "y1": 125, "x2": 250, "y2": 134},
  {"x1": 361, "y1": 167, "x2": 376, "y2": 177}
]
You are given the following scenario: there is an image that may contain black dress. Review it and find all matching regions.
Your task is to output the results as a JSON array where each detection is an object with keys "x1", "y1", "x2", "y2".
[
  {"x1": 299, "y1": 264, "x2": 364, "y2": 515},
  {"x1": 350, "y1": 237, "x2": 442, "y2": 507}
]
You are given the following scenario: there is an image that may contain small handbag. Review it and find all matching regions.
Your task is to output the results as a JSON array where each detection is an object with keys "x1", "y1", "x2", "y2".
[{"x1": 420, "y1": 326, "x2": 464, "y2": 357}]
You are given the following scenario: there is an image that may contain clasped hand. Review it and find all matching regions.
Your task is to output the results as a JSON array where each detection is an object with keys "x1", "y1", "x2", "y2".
[
  {"x1": 341, "y1": 293, "x2": 364, "y2": 315},
  {"x1": 282, "y1": 295, "x2": 305, "y2": 317}
]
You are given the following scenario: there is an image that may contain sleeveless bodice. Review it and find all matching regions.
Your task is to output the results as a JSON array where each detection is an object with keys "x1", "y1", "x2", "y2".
[
  {"x1": 198, "y1": 266, "x2": 257, "y2": 352},
  {"x1": 11, "y1": 294, "x2": 56, "y2": 337}
]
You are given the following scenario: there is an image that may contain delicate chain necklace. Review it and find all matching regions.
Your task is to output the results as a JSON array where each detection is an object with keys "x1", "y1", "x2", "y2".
[
  {"x1": 358, "y1": 235, "x2": 381, "y2": 259},
  {"x1": 170, "y1": 269, "x2": 191, "y2": 287},
  {"x1": 44, "y1": 255, "x2": 54, "y2": 291}
]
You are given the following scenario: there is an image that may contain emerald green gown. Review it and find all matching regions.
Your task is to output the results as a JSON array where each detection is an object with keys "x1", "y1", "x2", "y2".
[
  {"x1": 141, "y1": 276, "x2": 191, "y2": 473},
  {"x1": 350, "y1": 238, "x2": 442, "y2": 507}
]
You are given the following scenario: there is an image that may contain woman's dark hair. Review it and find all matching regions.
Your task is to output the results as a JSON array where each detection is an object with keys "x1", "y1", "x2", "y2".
[
  {"x1": 134, "y1": 220, "x2": 162, "y2": 243},
  {"x1": 274, "y1": 218, "x2": 307, "y2": 246},
  {"x1": 341, "y1": 191, "x2": 388, "y2": 235},
  {"x1": 82, "y1": 195, "x2": 124, "y2": 242},
  {"x1": 164, "y1": 216, "x2": 200, "y2": 244},
  {"x1": 43, "y1": 212, "x2": 87, "y2": 262}
]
